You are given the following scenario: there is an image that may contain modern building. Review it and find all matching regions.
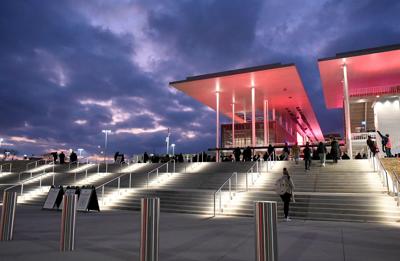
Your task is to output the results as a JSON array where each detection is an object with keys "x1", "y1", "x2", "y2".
[
  {"x1": 170, "y1": 63, "x2": 324, "y2": 160},
  {"x1": 318, "y1": 44, "x2": 400, "y2": 156}
]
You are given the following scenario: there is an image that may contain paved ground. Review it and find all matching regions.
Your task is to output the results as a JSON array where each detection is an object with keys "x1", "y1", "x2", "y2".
[{"x1": 0, "y1": 205, "x2": 400, "y2": 260}]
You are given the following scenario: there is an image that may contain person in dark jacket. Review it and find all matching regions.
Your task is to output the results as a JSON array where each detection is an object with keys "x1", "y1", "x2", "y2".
[
  {"x1": 51, "y1": 152, "x2": 58, "y2": 163},
  {"x1": 59, "y1": 151, "x2": 65, "y2": 164},
  {"x1": 233, "y1": 147, "x2": 241, "y2": 162},
  {"x1": 330, "y1": 137, "x2": 340, "y2": 163},
  {"x1": 69, "y1": 151, "x2": 78, "y2": 163},
  {"x1": 282, "y1": 142, "x2": 290, "y2": 160},
  {"x1": 366, "y1": 136, "x2": 378, "y2": 157},
  {"x1": 303, "y1": 142, "x2": 312, "y2": 171},
  {"x1": 143, "y1": 152, "x2": 149, "y2": 163},
  {"x1": 243, "y1": 146, "x2": 252, "y2": 161},
  {"x1": 377, "y1": 130, "x2": 388, "y2": 153},
  {"x1": 267, "y1": 144, "x2": 275, "y2": 160}
]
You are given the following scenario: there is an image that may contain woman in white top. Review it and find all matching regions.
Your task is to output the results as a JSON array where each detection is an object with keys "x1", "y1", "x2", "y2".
[{"x1": 275, "y1": 168, "x2": 295, "y2": 221}]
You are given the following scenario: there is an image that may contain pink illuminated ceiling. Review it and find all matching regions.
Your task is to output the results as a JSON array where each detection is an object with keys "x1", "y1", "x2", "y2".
[
  {"x1": 170, "y1": 63, "x2": 324, "y2": 142},
  {"x1": 319, "y1": 44, "x2": 400, "y2": 109}
]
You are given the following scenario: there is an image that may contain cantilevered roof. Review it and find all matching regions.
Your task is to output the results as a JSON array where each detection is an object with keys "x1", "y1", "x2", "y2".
[
  {"x1": 170, "y1": 63, "x2": 324, "y2": 142},
  {"x1": 318, "y1": 44, "x2": 400, "y2": 109}
]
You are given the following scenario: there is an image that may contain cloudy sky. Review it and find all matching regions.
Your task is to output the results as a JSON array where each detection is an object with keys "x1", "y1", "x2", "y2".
[{"x1": 0, "y1": 0, "x2": 399, "y2": 157}]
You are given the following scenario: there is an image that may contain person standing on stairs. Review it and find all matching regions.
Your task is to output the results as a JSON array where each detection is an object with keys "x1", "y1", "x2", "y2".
[
  {"x1": 330, "y1": 137, "x2": 340, "y2": 163},
  {"x1": 317, "y1": 142, "x2": 327, "y2": 167},
  {"x1": 291, "y1": 142, "x2": 300, "y2": 164},
  {"x1": 275, "y1": 168, "x2": 295, "y2": 221},
  {"x1": 303, "y1": 142, "x2": 312, "y2": 171}
]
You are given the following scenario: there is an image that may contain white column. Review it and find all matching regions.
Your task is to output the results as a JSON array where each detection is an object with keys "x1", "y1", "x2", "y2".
[
  {"x1": 263, "y1": 100, "x2": 269, "y2": 146},
  {"x1": 251, "y1": 87, "x2": 256, "y2": 148},
  {"x1": 232, "y1": 102, "x2": 235, "y2": 147},
  {"x1": 216, "y1": 91, "x2": 220, "y2": 162},
  {"x1": 342, "y1": 63, "x2": 353, "y2": 158},
  {"x1": 272, "y1": 108, "x2": 276, "y2": 121}
]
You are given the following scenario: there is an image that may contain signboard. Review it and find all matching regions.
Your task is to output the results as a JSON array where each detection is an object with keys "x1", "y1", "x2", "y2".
[
  {"x1": 77, "y1": 187, "x2": 100, "y2": 212},
  {"x1": 59, "y1": 188, "x2": 78, "y2": 210},
  {"x1": 43, "y1": 187, "x2": 63, "y2": 210}
]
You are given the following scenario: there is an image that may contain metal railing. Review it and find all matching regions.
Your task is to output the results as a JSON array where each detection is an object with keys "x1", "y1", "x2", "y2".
[
  {"x1": 146, "y1": 160, "x2": 175, "y2": 188},
  {"x1": 351, "y1": 132, "x2": 377, "y2": 141},
  {"x1": 392, "y1": 170, "x2": 400, "y2": 207},
  {"x1": 245, "y1": 161, "x2": 261, "y2": 191},
  {"x1": 213, "y1": 172, "x2": 238, "y2": 216},
  {"x1": 4, "y1": 168, "x2": 57, "y2": 197},
  {"x1": 20, "y1": 161, "x2": 55, "y2": 181},
  {"x1": 96, "y1": 172, "x2": 134, "y2": 206},
  {"x1": 0, "y1": 163, "x2": 12, "y2": 173},
  {"x1": 26, "y1": 159, "x2": 47, "y2": 171}
]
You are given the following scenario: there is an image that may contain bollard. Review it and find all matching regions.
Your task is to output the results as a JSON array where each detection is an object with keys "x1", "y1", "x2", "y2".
[
  {"x1": 140, "y1": 197, "x2": 160, "y2": 261},
  {"x1": 60, "y1": 194, "x2": 77, "y2": 251},
  {"x1": 0, "y1": 192, "x2": 17, "y2": 241},
  {"x1": 255, "y1": 201, "x2": 278, "y2": 261}
]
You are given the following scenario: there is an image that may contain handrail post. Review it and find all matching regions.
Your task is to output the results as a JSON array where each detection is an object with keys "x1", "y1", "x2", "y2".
[
  {"x1": 39, "y1": 176, "x2": 42, "y2": 189},
  {"x1": 173, "y1": 160, "x2": 176, "y2": 173},
  {"x1": 213, "y1": 193, "x2": 216, "y2": 216},
  {"x1": 147, "y1": 173, "x2": 149, "y2": 188},
  {"x1": 166, "y1": 162, "x2": 169, "y2": 173},
  {"x1": 235, "y1": 172, "x2": 238, "y2": 193},
  {"x1": 102, "y1": 186, "x2": 105, "y2": 206},
  {"x1": 396, "y1": 179, "x2": 400, "y2": 207},
  {"x1": 52, "y1": 173, "x2": 55, "y2": 186},
  {"x1": 129, "y1": 173, "x2": 132, "y2": 188},
  {"x1": 219, "y1": 191, "x2": 222, "y2": 213},
  {"x1": 229, "y1": 179, "x2": 232, "y2": 200},
  {"x1": 74, "y1": 172, "x2": 77, "y2": 182},
  {"x1": 0, "y1": 165, "x2": 2, "y2": 172},
  {"x1": 246, "y1": 172, "x2": 248, "y2": 191},
  {"x1": 20, "y1": 184, "x2": 24, "y2": 196},
  {"x1": 85, "y1": 169, "x2": 88, "y2": 179},
  {"x1": 118, "y1": 178, "x2": 120, "y2": 194}
]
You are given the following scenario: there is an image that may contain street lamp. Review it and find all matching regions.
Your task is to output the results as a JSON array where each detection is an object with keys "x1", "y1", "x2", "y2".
[
  {"x1": 102, "y1": 130, "x2": 111, "y2": 173},
  {"x1": 77, "y1": 148, "x2": 83, "y2": 162},
  {"x1": 0, "y1": 138, "x2": 3, "y2": 148},
  {"x1": 171, "y1": 144, "x2": 176, "y2": 156}
]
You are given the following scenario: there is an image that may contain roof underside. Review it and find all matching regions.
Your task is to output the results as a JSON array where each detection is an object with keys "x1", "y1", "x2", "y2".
[
  {"x1": 318, "y1": 44, "x2": 400, "y2": 109},
  {"x1": 170, "y1": 63, "x2": 324, "y2": 142}
]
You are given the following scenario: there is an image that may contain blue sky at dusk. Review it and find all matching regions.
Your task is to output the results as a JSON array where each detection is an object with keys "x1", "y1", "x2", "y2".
[{"x1": 0, "y1": 0, "x2": 399, "y2": 157}]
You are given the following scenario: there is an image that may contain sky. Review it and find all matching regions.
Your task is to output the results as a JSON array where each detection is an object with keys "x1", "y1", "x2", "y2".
[{"x1": 0, "y1": 0, "x2": 399, "y2": 157}]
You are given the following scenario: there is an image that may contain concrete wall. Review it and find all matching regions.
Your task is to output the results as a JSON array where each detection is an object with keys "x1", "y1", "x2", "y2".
[{"x1": 374, "y1": 98, "x2": 400, "y2": 155}]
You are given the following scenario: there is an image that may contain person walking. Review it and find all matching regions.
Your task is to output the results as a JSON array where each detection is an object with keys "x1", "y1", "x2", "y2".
[
  {"x1": 317, "y1": 141, "x2": 327, "y2": 167},
  {"x1": 267, "y1": 144, "x2": 275, "y2": 160},
  {"x1": 275, "y1": 168, "x2": 295, "y2": 221},
  {"x1": 291, "y1": 142, "x2": 300, "y2": 164},
  {"x1": 366, "y1": 136, "x2": 378, "y2": 158},
  {"x1": 303, "y1": 142, "x2": 312, "y2": 171},
  {"x1": 330, "y1": 137, "x2": 340, "y2": 163}
]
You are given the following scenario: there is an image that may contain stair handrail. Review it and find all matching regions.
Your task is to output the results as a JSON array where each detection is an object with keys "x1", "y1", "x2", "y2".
[
  {"x1": 245, "y1": 161, "x2": 261, "y2": 191},
  {"x1": 0, "y1": 162, "x2": 12, "y2": 173},
  {"x1": 213, "y1": 172, "x2": 238, "y2": 216},
  {"x1": 4, "y1": 163, "x2": 57, "y2": 196},
  {"x1": 146, "y1": 160, "x2": 175, "y2": 188},
  {"x1": 26, "y1": 159, "x2": 47, "y2": 170}
]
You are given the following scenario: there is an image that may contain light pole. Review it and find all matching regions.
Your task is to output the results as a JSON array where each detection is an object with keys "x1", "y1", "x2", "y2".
[
  {"x1": 102, "y1": 130, "x2": 111, "y2": 173},
  {"x1": 0, "y1": 138, "x2": 3, "y2": 148},
  {"x1": 77, "y1": 148, "x2": 83, "y2": 158},
  {"x1": 171, "y1": 144, "x2": 176, "y2": 156}
]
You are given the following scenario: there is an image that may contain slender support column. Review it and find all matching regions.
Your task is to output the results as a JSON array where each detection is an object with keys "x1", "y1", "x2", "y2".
[
  {"x1": 364, "y1": 102, "x2": 368, "y2": 132},
  {"x1": 140, "y1": 197, "x2": 160, "y2": 261},
  {"x1": 255, "y1": 201, "x2": 278, "y2": 261},
  {"x1": 272, "y1": 108, "x2": 276, "y2": 144},
  {"x1": 232, "y1": 102, "x2": 235, "y2": 147},
  {"x1": 263, "y1": 100, "x2": 269, "y2": 146},
  {"x1": 216, "y1": 91, "x2": 220, "y2": 162},
  {"x1": 272, "y1": 108, "x2": 276, "y2": 121},
  {"x1": 342, "y1": 63, "x2": 353, "y2": 158},
  {"x1": 0, "y1": 192, "x2": 17, "y2": 241},
  {"x1": 251, "y1": 87, "x2": 256, "y2": 148}
]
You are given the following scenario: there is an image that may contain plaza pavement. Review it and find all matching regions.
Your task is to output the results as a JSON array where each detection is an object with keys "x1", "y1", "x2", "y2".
[{"x1": 0, "y1": 205, "x2": 400, "y2": 261}]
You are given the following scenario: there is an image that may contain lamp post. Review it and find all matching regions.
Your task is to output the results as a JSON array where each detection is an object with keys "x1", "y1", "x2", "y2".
[
  {"x1": 102, "y1": 130, "x2": 111, "y2": 173},
  {"x1": 171, "y1": 144, "x2": 176, "y2": 156},
  {"x1": 77, "y1": 148, "x2": 83, "y2": 160}
]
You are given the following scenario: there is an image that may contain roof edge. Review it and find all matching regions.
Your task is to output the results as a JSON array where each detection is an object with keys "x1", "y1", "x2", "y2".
[
  {"x1": 318, "y1": 43, "x2": 400, "y2": 62},
  {"x1": 169, "y1": 62, "x2": 295, "y2": 85}
]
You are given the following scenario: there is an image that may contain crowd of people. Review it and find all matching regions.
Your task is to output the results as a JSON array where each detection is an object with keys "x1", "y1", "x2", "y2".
[{"x1": 51, "y1": 150, "x2": 77, "y2": 164}]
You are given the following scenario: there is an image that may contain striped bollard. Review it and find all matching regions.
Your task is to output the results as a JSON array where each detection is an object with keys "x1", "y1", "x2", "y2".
[
  {"x1": 60, "y1": 194, "x2": 77, "y2": 251},
  {"x1": 0, "y1": 192, "x2": 17, "y2": 241},
  {"x1": 255, "y1": 201, "x2": 278, "y2": 261},
  {"x1": 140, "y1": 197, "x2": 160, "y2": 261}
]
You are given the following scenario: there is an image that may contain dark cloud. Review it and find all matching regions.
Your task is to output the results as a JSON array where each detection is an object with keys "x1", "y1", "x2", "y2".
[{"x1": 0, "y1": 0, "x2": 399, "y2": 156}]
